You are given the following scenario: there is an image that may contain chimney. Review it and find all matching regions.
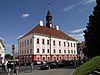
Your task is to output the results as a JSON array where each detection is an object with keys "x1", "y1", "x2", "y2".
[
  {"x1": 55, "y1": 25, "x2": 59, "y2": 30},
  {"x1": 39, "y1": 20, "x2": 43, "y2": 26}
]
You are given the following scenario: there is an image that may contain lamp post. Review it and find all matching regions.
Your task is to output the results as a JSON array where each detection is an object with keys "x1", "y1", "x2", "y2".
[
  {"x1": 49, "y1": 33, "x2": 52, "y2": 61},
  {"x1": 12, "y1": 44, "x2": 15, "y2": 75},
  {"x1": 74, "y1": 56, "x2": 76, "y2": 68}
]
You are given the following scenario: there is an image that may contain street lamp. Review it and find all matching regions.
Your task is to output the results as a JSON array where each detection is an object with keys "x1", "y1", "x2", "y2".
[
  {"x1": 49, "y1": 33, "x2": 52, "y2": 61},
  {"x1": 12, "y1": 44, "x2": 15, "y2": 75},
  {"x1": 74, "y1": 56, "x2": 76, "y2": 68}
]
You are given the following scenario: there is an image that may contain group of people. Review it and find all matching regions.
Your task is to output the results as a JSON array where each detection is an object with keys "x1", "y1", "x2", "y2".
[{"x1": 1, "y1": 61, "x2": 19, "y2": 72}]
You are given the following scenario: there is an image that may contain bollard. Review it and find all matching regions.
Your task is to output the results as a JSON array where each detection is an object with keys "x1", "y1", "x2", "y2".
[{"x1": 8, "y1": 68, "x2": 11, "y2": 75}]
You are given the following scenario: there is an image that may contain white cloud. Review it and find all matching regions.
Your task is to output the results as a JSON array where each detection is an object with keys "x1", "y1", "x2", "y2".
[
  {"x1": 69, "y1": 28, "x2": 85, "y2": 41},
  {"x1": 71, "y1": 28, "x2": 85, "y2": 33},
  {"x1": 63, "y1": 0, "x2": 95, "y2": 12},
  {"x1": 64, "y1": 5, "x2": 75, "y2": 12},
  {"x1": 21, "y1": 13, "x2": 30, "y2": 18},
  {"x1": 85, "y1": 0, "x2": 95, "y2": 4},
  {"x1": 69, "y1": 33, "x2": 84, "y2": 41},
  {"x1": 63, "y1": 2, "x2": 80, "y2": 12}
]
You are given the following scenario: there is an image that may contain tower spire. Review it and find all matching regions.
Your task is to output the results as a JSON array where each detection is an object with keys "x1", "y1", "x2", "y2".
[
  {"x1": 46, "y1": 2, "x2": 53, "y2": 28},
  {"x1": 48, "y1": 2, "x2": 50, "y2": 11}
]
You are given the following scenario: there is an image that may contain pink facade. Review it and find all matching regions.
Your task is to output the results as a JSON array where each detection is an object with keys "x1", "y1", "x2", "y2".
[{"x1": 19, "y1": 54, "x2": 78, "y2": 64}]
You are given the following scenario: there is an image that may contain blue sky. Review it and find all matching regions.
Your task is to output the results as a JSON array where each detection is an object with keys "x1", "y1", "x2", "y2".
[{"x1": 0, "y1": 0, "x2": 96, "y2": 54}]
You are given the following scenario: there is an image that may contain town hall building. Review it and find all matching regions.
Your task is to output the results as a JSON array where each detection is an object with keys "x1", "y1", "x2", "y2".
[{"x1": 18, "y1": 10, "x2": 78, "y2": 64}]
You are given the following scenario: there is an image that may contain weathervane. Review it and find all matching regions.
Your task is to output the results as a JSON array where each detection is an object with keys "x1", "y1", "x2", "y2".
[{"x1": 48, "y1": 1, "x2": 50, "y2": 11}]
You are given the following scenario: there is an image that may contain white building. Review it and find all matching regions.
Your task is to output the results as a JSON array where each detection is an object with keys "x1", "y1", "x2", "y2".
[
  {"x1": 18, "y1": 10, "x2": 78, "y2": 64},
  {"x1": 0, "y1": 39, "x2": 5, "y2": 64}
]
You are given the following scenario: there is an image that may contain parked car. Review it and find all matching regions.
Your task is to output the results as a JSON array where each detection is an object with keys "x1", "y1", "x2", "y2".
[
  {"x1": 38, "y1": 61, "x2": 58, "y2": 70},
  {"x1": 57, "y1": 61, "x2": 64, "y2": 67},
  {"x1": 38, "y1": 63, "x2": 49, "y2": 70},
  {"x1": 47, "y1": 61, "x2": 57, "y2": 69},
  {"x1": 69, "y1": 60, "x2": 74, "y2": 66},
  {"x1": 33, "y1": 61, "x2": 37, "y2": 65},
  {"x1": 25, "y1": 62, "x2": 31, "y2": 66}
]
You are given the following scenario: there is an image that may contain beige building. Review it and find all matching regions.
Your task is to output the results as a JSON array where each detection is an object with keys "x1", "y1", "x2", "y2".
[{"x1": 0, "y1": 39, "x2": 5, "y2": 64}]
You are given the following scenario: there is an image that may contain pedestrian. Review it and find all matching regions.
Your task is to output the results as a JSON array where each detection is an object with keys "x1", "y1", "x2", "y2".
[
  {"x1": 7, "y1": 61, "x2": 11, "y2": 72},
  {"x1": 2, "y1": 63, "x2": 5, "y2": 72},
  {"x1": 4, "y1": 60, "x2": 8, "y2": 72}
]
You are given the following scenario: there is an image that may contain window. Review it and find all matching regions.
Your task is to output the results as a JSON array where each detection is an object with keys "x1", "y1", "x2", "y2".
[
  {"x1": 64, "y1": 50, "x2": 66, "y2": 53},
  {"x1": 37, "y1": 48, "x2": 39, "y2": 53},
  {"x1": 47, "y1": 49, "x2": 49, "y2": 53},
  {"x1": 64, "y1": 42, "x2": 66, "y2": 46},
  {"x1": 54, "y1": 57, "x2": 56, "y2": 61},
  {"x1": 37, "y1": 38, "x2": 39, "y2": 44},
  {"x1": 25, "y1": 50, "x2": 26, "y2": 54},
  {"x1": 60, "y1": 57, "x2": 62, "y2": 60},
  {"x1": 47, "y1": 40, "x2": 49, "y2": 45},
  {"x1": 42, "y1": 57, "x2": 45, "y2": 61},
  {"x1": 37, "y1": 57, "x2": 39, "y2": 61},
  {"x1": 59, "y1": 50, "x2": 61, "y2": 53},
  {"x1": 59, "y1": 41, "x2": 61, "y2": 46},
  {"x1": 27, "y1": 40, "x2": 29, "y2": 45},
  {"x1": 20, "y1": 42, "x2": 21, "y2": 47},
  {"x1": 30, "y1": 49, "x2": 32, "y2": 53},
  {"x1": 68, "y1": 43, "x2": 69, "y2": 47},
  {"x1": 71, "y1": 50, "x2": 73, "y2": 54},
  {"x1": 74, "y1": 43, "x2": 76, "y2": 47},
  {"x1": 48, "y1": 57, "x2": 50, "y2": 61},
  {"x1": 20, "y1": 51, "x2": 21, "y2": 55},
  {"x1": 74, "y1": 50, "x2": 76, "y2": 53},
  {"x1": 42, "y1": 39, "x2": 45, "y2": 44},
  {"x1": 71, "y1": 43, "x2": 72, "y2": 47},
  {"x1": 27, "y1": 49, "x2": 29, "y2": 54},
  {"x1": 22, "y1": 51, "x2": 23, "y2": 54},
  {"x1": 22, "y1": 42, "x2": 24, "y2": 46},
  {"x1": 42, "y1": 49, "x2": 45, "y2": 53},
  {"x1": 54, "y1": 49, "x2": 56, "y2": 53},
  {"x1": 68, "y1": 50, "x2": 70, "y2": 54},
  {"x1": 30, "y1": 39, "x2": 32, "y2": 44},
  {"x1": 25, "y1": 41, "x2": 26, "y2": 46},
  {"x1": 53, "y1": 40, "x2": 55, "y2": 45}
]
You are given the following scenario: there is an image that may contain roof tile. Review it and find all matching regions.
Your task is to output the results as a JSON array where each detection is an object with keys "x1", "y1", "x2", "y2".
[{"x1": 20, "y1": 25, "x2": 77, "y2": 41}]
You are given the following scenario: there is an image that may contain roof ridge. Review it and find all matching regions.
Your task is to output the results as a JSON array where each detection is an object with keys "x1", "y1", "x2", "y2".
[{"x1": 19, "y1": 25, "x2": 77, "y2": 41}]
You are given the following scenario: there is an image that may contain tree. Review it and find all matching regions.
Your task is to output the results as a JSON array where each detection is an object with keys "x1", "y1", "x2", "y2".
[
  {"x1": 84, "y1": 0, "x2": 100, "y2": 58},
  {"x1": 5, "y1": 54, "x2": 11, "y2": 59},
  {"x1": 5, "y1": 54, "x2": 13, "y2": 60}
]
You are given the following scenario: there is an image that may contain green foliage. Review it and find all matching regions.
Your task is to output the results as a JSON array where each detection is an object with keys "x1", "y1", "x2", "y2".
[
  {"x1": 5, "y1": 54, "x2": 11, "y2": 59},
  {"x1": 84, "y1": 0, "x2": 100, "y2": 58},
  {"x1": 73, "y1": 56, "x2": 100, "y2": 75}
]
